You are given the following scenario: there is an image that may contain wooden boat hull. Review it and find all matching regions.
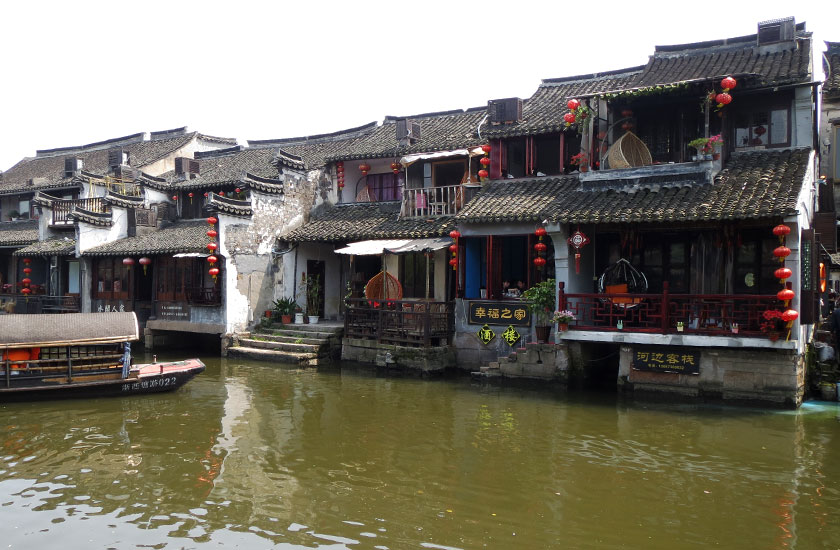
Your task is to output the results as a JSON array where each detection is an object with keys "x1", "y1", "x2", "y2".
[{"x1": 0, "y1": 359, "x2": 205, "y2": 401}]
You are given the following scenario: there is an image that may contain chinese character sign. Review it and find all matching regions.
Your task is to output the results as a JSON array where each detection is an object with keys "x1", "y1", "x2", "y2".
[
  {"x1": 469, "y1": 301, "x2": 530, "y2": 326},
  {"x1": 632, "y1": 347, "x2": 700, "y2": 375},
  {"x1": 477, "y1": 324, "x2": 495, "y2": 345},
  {"x1": 501, "y1": 325, "x2": 521, "y2": 347}
]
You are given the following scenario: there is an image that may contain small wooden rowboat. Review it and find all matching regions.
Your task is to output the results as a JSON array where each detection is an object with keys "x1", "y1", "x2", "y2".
[{"x1": 0, "y1": 312, "x2": 204, "y2": 400}]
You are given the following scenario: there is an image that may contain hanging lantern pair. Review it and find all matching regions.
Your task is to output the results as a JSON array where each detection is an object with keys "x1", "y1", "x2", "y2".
[
  {"x1": 715, "y1": 76, "x2": 737, "y2": 109},
  {"x1": 391, "y1": 162, "x2": 401, "y2": 175},
  {"x1": 359, "y1": 163, "x2": 371, "y2": 176},
  {"x1": 449, "y1": 229, "x2": 461, "y2": 270}
]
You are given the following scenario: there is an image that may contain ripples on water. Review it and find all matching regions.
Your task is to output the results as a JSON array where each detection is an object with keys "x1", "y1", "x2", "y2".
[{"x1": 1, "y1": 354, "x2": 839, "y2": 549}]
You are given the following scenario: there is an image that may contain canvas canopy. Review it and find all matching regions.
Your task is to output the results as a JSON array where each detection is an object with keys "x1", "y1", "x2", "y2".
[
  {"x1": 335, "y1": 240, "x2": 410, "y2": 256},
  {"x1": 385, "y1": 238, "x2": 453, "y2": 254},
  {"x1": 0, "y1": 312, "x2": 139, "y2": 349}
]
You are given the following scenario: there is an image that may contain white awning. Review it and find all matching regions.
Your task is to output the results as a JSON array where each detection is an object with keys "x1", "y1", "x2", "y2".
[
  {"x1": 173, "y1": 252, "x2": 209, "y2": 258},
  {"x1": 400, "y1": 146, "x2": 485, "y2": 166},
  {"x1": 385, "y1": 237, "x2": 453, "y2": 254},
  {"x1": 335, "y1": 239, "x2": 410, "y2": 256}
]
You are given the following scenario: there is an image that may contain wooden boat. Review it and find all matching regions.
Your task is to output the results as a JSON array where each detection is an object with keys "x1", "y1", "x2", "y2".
[{"x1": 0, "y1": 312, "x2": 204, "y2": 400}]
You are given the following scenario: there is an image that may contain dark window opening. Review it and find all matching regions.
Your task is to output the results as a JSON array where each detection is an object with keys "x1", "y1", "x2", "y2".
[{"x1": 399, "y1": 252, "x2": 434, "y2": 299}]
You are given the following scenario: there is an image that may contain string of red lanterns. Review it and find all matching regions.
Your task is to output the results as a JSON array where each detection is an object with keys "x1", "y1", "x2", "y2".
[
  {"x1": 336, "y1": 161, "x2": 345, "y2": 191},
  {"x1": 390, "y1": 162, "x2": 401, "y2": 175},
  {"x1": 21, "y1": 258, "x2": 32, "y2": 297},
  {"x1": 359, "y1": 163, "x2": 371, "y2": 176},
  {"x1": 533, "y1": 227, "x2": 547, "y2": 268},
  {"x1": 771, "y1": 223, "x2": 797, "y2": 339},
  {"x1": 449, "y1": 229, "x2": 460, "y2": 270},
  {"x1": 207, "y1": 216, "x2": 220, "y2": 283},
  {"x1": 478, "y1": 144, "x2": 491, "y2": 181}
]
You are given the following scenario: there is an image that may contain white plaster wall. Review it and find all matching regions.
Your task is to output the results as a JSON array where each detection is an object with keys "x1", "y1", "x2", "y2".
[
  {"x1": 76, "y1": 207, "x2": 129, "y2": 253},
  {"x1": 434, "y1": 248, "x2": 447, "y2": 301},
  {"x1": 140, "y1": 136, "x2": 234, "y2": 177},
  {"x1": 218, "y1": 213, "x2": 244, "y2": 332},
  {"x1": 793, "y1": 86, "x2": 814, "y2": 149},
  {"x1": 789, "y1": 149, "x2": 818, "y2": 353},
  {"x1": 288, "y1": 242, "x2": 343, "y2": 319}
]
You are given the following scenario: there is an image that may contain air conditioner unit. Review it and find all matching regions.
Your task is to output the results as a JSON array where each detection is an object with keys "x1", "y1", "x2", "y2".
[
  {"x1": 108, "y1": 147, "x2": 128, "y2": 169},
  {"x1": 64, "y1": 157, "x2": 83, "y2": 177},
  {"x1": 488, "y1": 98, "x2": 523, "y2": 124},
  {"x1": 757, "y1": 17, "x2": 795, "y2": 45},
  {"x1": 396, "y1": 119, "x2": 421, "y2": 142},
  {"x1": 175, "y1": 157, "x2": 200, "y2": 176}
]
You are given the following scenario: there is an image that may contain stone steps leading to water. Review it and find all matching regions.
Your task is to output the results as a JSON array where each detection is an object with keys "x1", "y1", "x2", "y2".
[{"x1": 227, "y1": 321, "x2": 344, "y2": 366}]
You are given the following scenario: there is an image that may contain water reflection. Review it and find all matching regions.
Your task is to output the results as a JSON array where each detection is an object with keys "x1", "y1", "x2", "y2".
[{"x1": 1, "y1": 353, "x2": 839, "y2": 549}]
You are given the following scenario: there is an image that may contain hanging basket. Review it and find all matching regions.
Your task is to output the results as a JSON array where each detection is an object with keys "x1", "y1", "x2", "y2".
[
  {"x1": 605, "y1": 131, "x2": 653, "y2": 169},
  {"x1": 598, "y1": 258, "x2": 647, "y2": 308},
  {"x1": 364, "y1": 271, "x2": 403, "y2": 301}
]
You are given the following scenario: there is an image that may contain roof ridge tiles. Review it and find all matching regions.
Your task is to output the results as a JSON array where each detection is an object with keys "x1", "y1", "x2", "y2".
[
  {"x1": 194, "y1": 146, "x2": 244, "y2": 159},
  {"x1": 36, "y1": 132, "x2": 148, "y2": 158},
  {"x1": 383, "y1": 109, "x2": 468, "y2": 121},
  {"x1": 541, "y1": 65, "x2": 646, "y2": 85},
  {"x1": 248, "y1": 122, "x2": 379, "y2": 147}
]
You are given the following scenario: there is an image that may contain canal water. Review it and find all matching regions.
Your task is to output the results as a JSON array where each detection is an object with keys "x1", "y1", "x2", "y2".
[{"x1": 2, "y1": 352, "x2": 839, "y2": 549}]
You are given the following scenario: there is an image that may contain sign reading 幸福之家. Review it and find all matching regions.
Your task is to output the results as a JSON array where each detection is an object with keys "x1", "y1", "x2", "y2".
[
  {"x1": 468, "y1": 301, "x2": 530, "y2": 326},
  {"x1": 632, "y1": 347, "x2": 700, "y2": 375}
]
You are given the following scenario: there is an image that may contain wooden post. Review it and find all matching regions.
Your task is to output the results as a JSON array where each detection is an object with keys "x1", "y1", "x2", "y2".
[
  {"x1": 662, "y1": 281, "x2": 670, "y2": 333},
  {"x1": 558, "y1": 281, "x2": 566, "y2": 311},
  {"x1": 67, "y1": 347, "x2": 73, "y2": 382},
  {"x1": 4, "y1": 357, "x2": 9, "y2": 388},
  {"x1": 424, "y1": 308, "x2": 431, "y2": 347}
]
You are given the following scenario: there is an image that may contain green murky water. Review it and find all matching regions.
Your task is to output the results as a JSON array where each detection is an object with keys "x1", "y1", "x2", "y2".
[{"x1": 2, "y1": 352, "x2": 839, "y2": 549}]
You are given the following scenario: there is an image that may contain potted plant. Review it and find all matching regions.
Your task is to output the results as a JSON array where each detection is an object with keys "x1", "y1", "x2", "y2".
[
  {"x1": 760, "y1": 309, "x2": 787, "y2": 342},
  {"x1": 273, "y1": 297, "x2": 297, "y2": 325},
  {"x1": 551, "y1": 309, "x2": 576, "y2": 332},
  {"x1": 305, "y1": 274, "x2": 322, "y2": 324},
  {"x1": 522, "y1": 279, "x2": 556, "y2": 343},
  {"x1": 9, "y1": 210, "x2": 19, "y2": 221},
  {"x1": 294, "y1": 304, "x2": 304, "y2": 325},
  {"x1": 569, "y1": 152, "x2": 589, "y2": 172},
  {"x1": 676, "y1": 321, "x2": 685, "y2": 332},
  {"x1": 688, "y1": 135, "x2": 722, "y2": 161},
  {"x1": 730, "y1": 322, "x2": 740, "y2": 334}
]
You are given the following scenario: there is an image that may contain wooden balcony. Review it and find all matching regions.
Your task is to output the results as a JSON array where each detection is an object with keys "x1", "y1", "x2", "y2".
[
  {"x1": 52, "y1": 198, "x2": 108, "y2": 225},
  {"x1": 558, "y1": 282, "x2": 781, "y2": 337},
  {"x1": 402, "y1": 185, "x2": 465, "y2": 217},
  {"x1": 344, "y1": 299, "x2": 454, "y2": 346},
  {"x1": 0, "y1": 294, "x2": 80, "y2": 314}
]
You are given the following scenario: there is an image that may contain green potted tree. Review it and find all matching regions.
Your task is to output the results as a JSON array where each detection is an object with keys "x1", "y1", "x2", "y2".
[
  {"x1": 273, "y1": 297, "x2": 297, "y2": 325},
  {"x1": 522, "y1": 278, "x2": 556, "y2": 343},
  {"x1": 305, "y1": 274, "x2": 322, "y2": 324}
]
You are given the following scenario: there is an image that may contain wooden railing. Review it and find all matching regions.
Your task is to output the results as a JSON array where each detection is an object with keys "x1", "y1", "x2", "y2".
[
  {"x1": 52, "y1": 198, "x2": 107, "y2": 225},
  {"x1": 402, "y1": 185, "x2": 465, "y2": 217},
  {"x1": 558, "y1": 281, "x2": 780, "y2": 337},
  {"x1": 344, "y1": 298, "x2": 454, "y2": 346}
]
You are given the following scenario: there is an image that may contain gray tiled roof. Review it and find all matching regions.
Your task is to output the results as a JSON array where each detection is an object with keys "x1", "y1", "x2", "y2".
[
  {"x1": 825, "y1": 41, "x2": 840, "y2": 97},
  {"x1": 458, "y1": 149, "x2": 811, "y2": 225},
  {"x1": 206, "y1": 193, "x2": 252, "y2": 217},
  {"x1": 483, "y1": 68, "x2": 643, "y2": 139},
  {"x1": 1, "y1": 131, "x2": 211, "y2": 196},
  {"x1": 69, "y1": 208, "x2": 112, "y2": 226},
  {"x1": 283, "y1": 202, "x2": 456, "y2": 242},
  {"x1": 83, "y1": 220, "x2": 208, "y2": 256},
  {"x1": 164, "y1": 147, "x2": 280, "y2": 191},
  {"x1": 0, "y1": 220, "x2": 38, "y2": 246},
  {"x1": 14, "y1": 237, "x2": 76, "y2": 257}
]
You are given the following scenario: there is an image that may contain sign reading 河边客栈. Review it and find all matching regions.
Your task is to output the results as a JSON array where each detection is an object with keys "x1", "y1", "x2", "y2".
[
  {"x1": 632, "y1": 347, "x2": 700, "y2": 375},
  {"x1": 468, "y1": 301, "x2": 530, "y2": 326}
]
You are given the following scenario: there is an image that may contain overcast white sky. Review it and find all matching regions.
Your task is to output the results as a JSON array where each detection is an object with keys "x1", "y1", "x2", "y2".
[{"x1": 0, "y1": 0, "x2": 837, "y2": 171}]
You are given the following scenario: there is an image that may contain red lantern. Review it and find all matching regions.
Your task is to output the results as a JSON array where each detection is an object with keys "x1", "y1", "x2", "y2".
[
  {"x1": 449, "y1": 258, "x2": 457, "y2": 267},
  {"x1": 772, "y1": 224, "x2": 791, "y2": 237},
  {"x1": 207, "y1": 242, "x2": 218, "y2": 252},
  {"x1": 235, "y1": 187, "x2": 241, "y2": 193},
  {"x1": 721, "y1": 76, "x2": 737, "y2": 91},
  {"x1": 336, "y1": 161, "x2": 344, "y2": 168},
  {"x1": 390, "y1": 162, "x2": 400, "y2": 174},
  {"x1": 207, "y1": 229, "x2": 218, "y2": 238},
  {"x1": 209, "y1": 267, "x2": 220, "y2": 279},
  {"x1": 207, "y1": 255, "x2": 218, "y2": 265},
  {"x1": 567, "y1": 99, "x2": 580, "y2": 111},
  {"x1": 188, "y1": 192, "x2": 194, "y2": 198},
  {"x1": 481, "y1": 144, "x2": 492, "y2": 154},
  {"x1": 23, "y1": 258, "x2": 31, "y2": 265},
  {"x1": 715, "y1": 93, "x2": 732, "y2": 106},
  {"x1": 621, "y1": 122, "x2": 633, "y2": 131},
  {"x1": 480, "y1": 156, "x2": 491, "y2": 166},
  {"x1": 122, "y1": 257, "x2": 135, "y2": 268},
  {"x1": 204, "y1": 192, "x2": 209, "y2": 198},
  {"x1": 780, "y1": 309, "x2": 798, "y2": 323},
  {"x1": 533, "y1": 256, "x2": 547, "y2": 267},
  {"x1": 478, "y1": 169, "x2": 489, "y2": 179},
  {"x1": 775, "y1": 267, "x2": 793, "y2": 281},
  {"x1": 21, "y1": 288, "x2": 31, "y2": 295},
  {"x1": 449, "y1": 229, "x2": 461, "y2": 239},
  {"x1": 219, "y1": 191, "x2": 225, "y2": 197},
  {"x1": 172, "y1": 195, "x2": 178, "y2": 201},
  {"x1": 754, "y1": 126, "x2": 766, "y2": 136},
  {"x1": 338, "y1": 183, "x2": 345, "y2": 189},
  {"x1": 621, "y1": 109, "x2": 634, "y2": 118},
  {"x1": 773, "y1": 246, "x2": 791, "y2": 259},
  {"x1": 139, "y1": 256, "x2": 151, "y2": 275},
  {"x1": 359, "y1": 163, "x2": 371, "y2": 175},
  {"x1": 777, "y1": 288, "x2": 795, "y2": 302},
  {"x1": 21, "y1": 278, "x2": 31, "y2": 285},
  {"x1": 23, "y1": 267, "x2": 31, "y2": 275},
  {"x1": 535, "y1": 227, "x2": 547, "y2": 238},
  {"x1": 206, "y1": 216, "x2": 218, "y2": 225},
  {"x1": 449, "y1": 244, "x2": 458, "y2": 253},
  {"x1": 534, "y1": 242, "x2": 547, "y2": 253},
  {"x1": 563, "y1": 112, "x2": 576, "y2": 124}
]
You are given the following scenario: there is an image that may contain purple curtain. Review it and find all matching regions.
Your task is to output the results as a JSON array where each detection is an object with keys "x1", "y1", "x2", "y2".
[{"x1": 368, "y1": 173, "x2": 404, "y2": 202}]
